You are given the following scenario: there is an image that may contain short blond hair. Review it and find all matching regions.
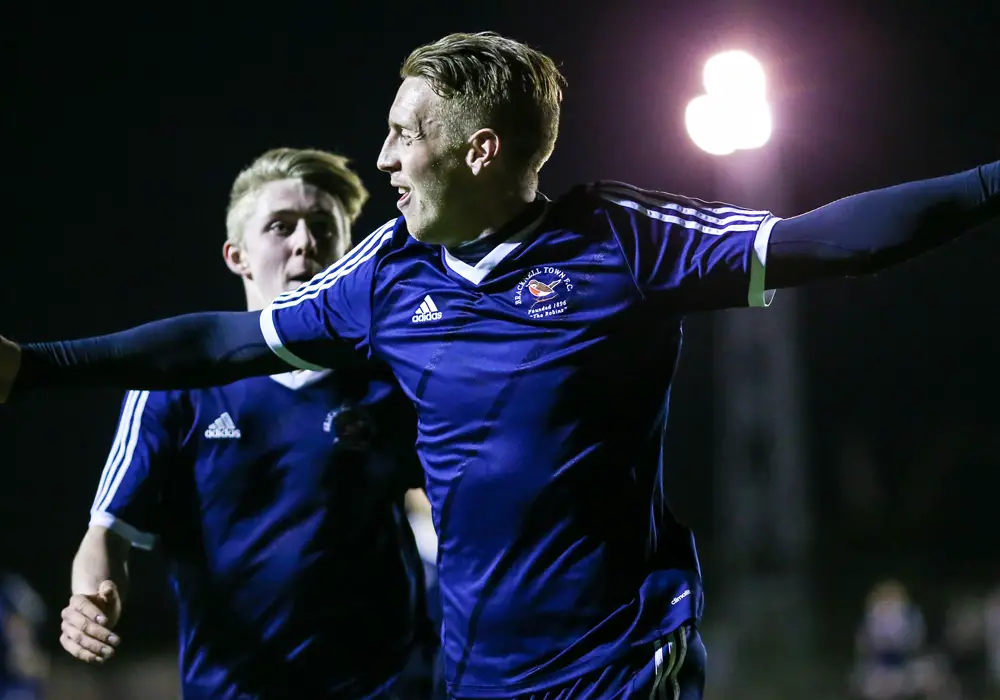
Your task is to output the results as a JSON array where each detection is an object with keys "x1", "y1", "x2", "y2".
[
  {"x1": 401, "y1": 32, "x2": 566, "y2": 180},
  {"x1": 225, "y1": 147, "x2": 369, "y2": 245}
]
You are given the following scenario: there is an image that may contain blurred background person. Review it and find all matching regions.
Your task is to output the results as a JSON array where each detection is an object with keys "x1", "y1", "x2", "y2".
[
  {"x1": 57, "y1": 148, "x2": 436, "y2": 699},
  {"x1": 0, "y1": 573, "x2": 48, "y2": 700}
]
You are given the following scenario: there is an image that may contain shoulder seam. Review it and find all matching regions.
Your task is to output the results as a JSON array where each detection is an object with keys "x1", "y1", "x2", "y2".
[{"x1": 586, "y1": 186, "x2": 648, "y2": 301}]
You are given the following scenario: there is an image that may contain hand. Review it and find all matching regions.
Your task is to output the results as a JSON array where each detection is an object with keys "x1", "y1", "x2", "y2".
[
  {"x1": 0, "y1": 336, "x2": 21, "y2": 404},
  {"x1": 59, "y1": 581, "x2": 122, "y2": 664}
]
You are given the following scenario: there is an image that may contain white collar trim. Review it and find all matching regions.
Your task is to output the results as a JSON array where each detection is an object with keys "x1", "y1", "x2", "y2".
[
  {"x1": 442, "y1": 201, "x2": 549, "y2": 285},
  {"x1": 268, "y1": 369, "x2": 332, "y2": 390}
]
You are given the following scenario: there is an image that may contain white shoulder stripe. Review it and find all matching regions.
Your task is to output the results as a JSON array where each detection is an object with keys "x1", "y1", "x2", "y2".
[
  {"x1": 598, "y1": 183, "x2": 768, "y2": 228},
  {"x1": 598, "y1": 181, "x2": 771, "y2": 217},
  {"x1": 615, "y1": 188, "x2": 768, "y2": 226},
  {"x1": 598, "y1": 192, "x2": 765, "y2": 235},
  {"x1": 271, "y1": 224, "x2": 394, "y2": 311},
  {"x1": 272, "y1": 218, "x2": 396, "y2": 306},
  {"x1": 93, "y1": 391, "x2": 151, "y2": 513},
  {"x1": 92, "y1": 390, "x2": 141, "y2": 510}
]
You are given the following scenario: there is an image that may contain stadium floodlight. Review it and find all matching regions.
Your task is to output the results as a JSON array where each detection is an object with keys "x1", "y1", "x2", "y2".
[{"x1": 686, "y1": 51, "x2": 772, "y2": 156}]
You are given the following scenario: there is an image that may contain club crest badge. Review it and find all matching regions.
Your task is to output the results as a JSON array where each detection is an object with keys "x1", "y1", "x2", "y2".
[
  {"x1": 323, "y1": 403, "x2": 375, "y2": 451},
  {"x1": 514, "y1": 266, "x2": 574, "y2": 318}
]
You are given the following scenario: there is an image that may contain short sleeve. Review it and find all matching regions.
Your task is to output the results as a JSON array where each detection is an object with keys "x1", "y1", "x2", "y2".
[
  {"x1": 89, "y1": 390, "x2": 180, "y2": 550},
  {"x1": 260, "y1": 219, "x2": 397, "y2": 370},
  {"x1": 595, "y1": 181, "x2": 781, "y2": 311}
]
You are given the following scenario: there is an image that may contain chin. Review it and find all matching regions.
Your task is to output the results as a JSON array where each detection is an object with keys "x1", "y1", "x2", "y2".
[
  {"x1": 406, "y1": 222, "x2": 446, "y2": 246},
  {"x1": 407, "y1": 227, "x2": 430, "y2": 243}
]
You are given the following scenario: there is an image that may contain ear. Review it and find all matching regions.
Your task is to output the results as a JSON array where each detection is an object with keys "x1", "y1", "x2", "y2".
[
  {"x1": 222, "y1": 240, "x2": 252, "y2": 280},
  {"x1": 465, "y1": 128, "x2": 500, "y2": 175}
]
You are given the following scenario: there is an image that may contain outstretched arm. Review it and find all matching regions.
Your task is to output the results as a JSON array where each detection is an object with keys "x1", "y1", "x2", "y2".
[
  {"x1": 0, "y1": 336, "x2": 21, "y2": 403},
  {"x1": 601, "y1": 160, "x2": 999, "y2": 312},
  {"x1": 2, "y1": 311, "x2": 285, "y2": 403},
  {"x1": 1, "y1": 221, "x2": 397, "y2": 403},
  {"x1": 766, "y1": 161, "x2": 1000, "y2": 288}
]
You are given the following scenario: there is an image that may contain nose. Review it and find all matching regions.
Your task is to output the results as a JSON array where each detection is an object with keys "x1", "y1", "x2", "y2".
[
  {"x1": 376, "y1": 134, "x2": 398, "y2": 173},
  {"x1": 290, "y1": 219, "x2": 318, "y2": 256}
]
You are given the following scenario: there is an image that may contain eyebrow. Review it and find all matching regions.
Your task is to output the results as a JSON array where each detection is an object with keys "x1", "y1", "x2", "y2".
[
  {"x1": 388, "y1": 118, "x2": 417, "y2": 132},
  {"x1": 264, "y1": 208, "x2": 336, "y2": 220},
  {"x1": 268, "y1": 206, "x2": 334, "y2": 215}
]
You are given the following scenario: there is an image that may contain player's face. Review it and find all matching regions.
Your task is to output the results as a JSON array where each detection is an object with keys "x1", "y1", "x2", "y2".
[
  {"x1": 230, "y1": 178, "x2": 348, "y2": 304},
  {"x1": 377, "y1": 77, "x2": 477, "y2": 246}
]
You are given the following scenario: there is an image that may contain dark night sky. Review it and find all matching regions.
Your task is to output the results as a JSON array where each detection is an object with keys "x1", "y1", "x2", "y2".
[{"x1": 1, "y1": 0, "x2": 998, "y2": 649}]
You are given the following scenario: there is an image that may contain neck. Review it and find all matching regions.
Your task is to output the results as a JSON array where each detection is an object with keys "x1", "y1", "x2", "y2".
[
  {"x1": 243, "y1": 281, "x2": 266, "y2": 312},
  {"x1": 465, "y1": 183, "x2": 537, "y2": 246}
]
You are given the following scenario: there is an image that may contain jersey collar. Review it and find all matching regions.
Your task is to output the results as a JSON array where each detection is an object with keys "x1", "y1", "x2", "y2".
[
  {"x1": 442, "y1": 194, "x2": 550, "y2": 285},
  {"x1": 268, "y1": 369, "x2": 332, "y2": 390}
]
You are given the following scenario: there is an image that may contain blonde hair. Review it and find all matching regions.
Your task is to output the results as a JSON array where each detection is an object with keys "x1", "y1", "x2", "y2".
[
  {"x1": 225, "y1": 148, "x2": 369, "y2": 245},
  {"x1": 401, "y1": 32, "x2": 566, "y2": 180}
]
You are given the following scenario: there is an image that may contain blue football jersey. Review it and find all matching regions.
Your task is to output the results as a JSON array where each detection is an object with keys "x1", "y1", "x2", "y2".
[
  {"x1": 260, "y1": 182, "x2": 779, "y2": 697},
  {"x1": 90, "y1": 366, "x2": 427, "y2": 699}
]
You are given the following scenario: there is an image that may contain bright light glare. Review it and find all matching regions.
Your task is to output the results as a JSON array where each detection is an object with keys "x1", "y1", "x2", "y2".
[
  {"x1": 685, "y1": 95, "x2": 735, "y2": 156},
  {"x1": 686, "y1": 50, "x2": 772, "y2": 156},
  {"x1": 703, "y1": 50, "x2": 766, "y2": 99},
  {"x1": 739, "y1": 100, "x2": 772, "y2": 149},
  {"x1": 685, "y1": 95, "x2": 772, "y2": 155}
]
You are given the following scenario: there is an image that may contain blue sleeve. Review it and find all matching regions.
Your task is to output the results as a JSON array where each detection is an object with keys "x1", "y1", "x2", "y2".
[
  {"x1": 18, "y1": 311, "x2": 283, "y2": 394},
  {"x1": 261, "y1": 219, "x2": 396, "y2": 369},
  {"x1": 595, "y1": 181, "x2": 780, "y2": 311},
  {"x1": 766, "y1": 161, "x2": 999, "y2": 287},
  {"x1": 88, "y1": 390, "x2": 181, "y2": 550}
]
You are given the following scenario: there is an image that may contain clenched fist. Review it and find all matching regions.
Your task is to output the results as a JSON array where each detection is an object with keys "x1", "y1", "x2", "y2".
[{"x1": 0, "y1": 336, "x2": 21, "y2": 404}]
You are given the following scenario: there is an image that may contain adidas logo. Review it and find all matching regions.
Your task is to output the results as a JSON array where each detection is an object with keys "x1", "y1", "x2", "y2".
[
  {"x1": 411, "y1": 294, "x2": 442, "y2": 323},
  {"x1": 205, "y1": 412, "x2": 242, "y2": 439}
]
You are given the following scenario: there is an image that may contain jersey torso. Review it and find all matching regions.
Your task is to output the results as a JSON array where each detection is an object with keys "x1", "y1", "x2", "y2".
[
  {"x1": 264, "y1": 182, "x2": 776, "y2": 696},
  {"x1": 103, "y1": 369, "x2": 425, "y2": 699},
  {"x1": 372, "y1": 193, "x2": 699, "y2": 695}
]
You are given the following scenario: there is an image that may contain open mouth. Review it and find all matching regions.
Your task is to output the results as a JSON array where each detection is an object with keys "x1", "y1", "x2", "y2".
[
  {"x1": 288, "y1": 272, "x2": 317, "y2": 285},
  {"x1": 397, "y1": 187, "x2": 411, "y2": 207}
]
